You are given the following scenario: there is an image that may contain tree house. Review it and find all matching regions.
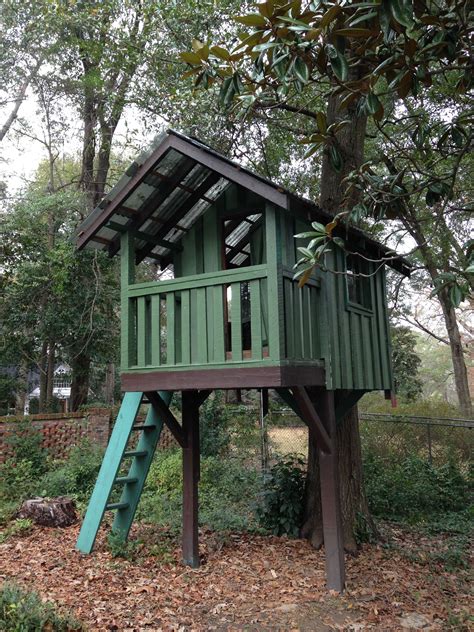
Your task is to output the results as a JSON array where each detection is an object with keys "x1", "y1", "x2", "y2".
[{"x1": 75, "y1": 130, "x2": 410, "y2": 591}]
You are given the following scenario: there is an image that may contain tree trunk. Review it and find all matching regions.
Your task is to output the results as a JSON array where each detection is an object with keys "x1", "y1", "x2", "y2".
[
  {"x1": 301, "y1": 406, "x2": 376, "y2": 552},
  {"x1": 301, "y1": 81, "x2": 373, "y2": 551},
  {"x1": 45, "y1": 341, "x2": 55, "y2": 411},
  {"x1": 38, "y1": 340, "x2": 48, "y2": 413},
  {"x1": 70, "y1": 351, "x2": 91, "y2": 411},
  {"x1": 437, "y1": 289, "x2": 472, "y2": 416}
]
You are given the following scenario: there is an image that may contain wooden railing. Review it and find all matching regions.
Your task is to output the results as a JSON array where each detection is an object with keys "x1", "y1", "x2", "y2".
[
  {"x1": 121, "y1": 264, "x2": 324, "y2": 372},
  {"x1": 122, "y1": 265, "x2": 270, "y2": 370}
]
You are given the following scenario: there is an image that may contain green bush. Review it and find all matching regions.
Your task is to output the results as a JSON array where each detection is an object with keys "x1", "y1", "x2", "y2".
[
  {"x1": 257, "y1": 455, "x2": 306, "y2": 537},
  {"x1": 0, "y1": 582, "x2": 82, "y2": 631},
  {"x1": 137, "y1": 450, "x2": 262, "y2": 533},
  {"x1": 200, "y1": 392, "x2": 231, "y2": 457},
  {"x1": 39, "y1": 440, "x2": 104, "y2": 500},
  {"x1": 364, "y1": 452, "x2": 471, "y2": 519},
  {"x1": 5, "y1": 421, "x2": 47, "y2": 474},
  {"x1": 0, "y1": 459, "x2": 38, "y2": 503}
]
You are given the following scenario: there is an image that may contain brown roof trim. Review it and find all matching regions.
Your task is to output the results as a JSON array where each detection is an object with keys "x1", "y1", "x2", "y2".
[{"x1": 76, "y1": 135, "x2": 173, "y2": 251}]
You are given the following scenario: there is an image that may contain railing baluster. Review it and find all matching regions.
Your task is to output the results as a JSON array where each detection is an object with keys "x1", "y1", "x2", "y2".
[
  {"x1": 250, "y1": 280, "x2": 262, "y2": 360},
  {"x1": 284, "y1": 277, "x2": 294, "y2": 360},
  {"x1": 150, "y1": 294, "x2": 160, "y2": 367},
  {"x1": 231, "y1": 282, "x2": 243, "y2": 362},
  {"x1": 213, "y1": 284, "x2": 225, "y2": 363},
  {"x1": 181, "y1": 290, "x2": 191, "y2": 365},
  {"x1": 137, "y1": 297, "x2": 146, "y2": 366},
  {"x1": 166, "y1": 293, "x2": 175, "y2": 365},
  {"x1": 196, "y1": 288, "x2": 208, "y2": 364}
]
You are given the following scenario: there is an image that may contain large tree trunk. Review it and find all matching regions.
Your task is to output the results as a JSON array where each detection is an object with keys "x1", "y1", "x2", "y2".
[
  {"x1": 301, "y1": 84, "x2": 373, "y2": 551},
  {"x1": 437, "y1": 289, "x2": 472, "y2": 416},
  {"x1": 45, "y1": 341, "x2": 55, "y2": 411},
  {"x1": 301, "y1": 407, "x2": 375, "y2": 552},
  {"x1": 70, "y1": 351, "x2": 91, "y2": 411}
]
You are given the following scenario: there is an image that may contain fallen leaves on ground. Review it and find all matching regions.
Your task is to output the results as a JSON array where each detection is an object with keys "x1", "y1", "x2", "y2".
[{"x1": 0, "y1": 521, "x2": 471, "y2": 631}]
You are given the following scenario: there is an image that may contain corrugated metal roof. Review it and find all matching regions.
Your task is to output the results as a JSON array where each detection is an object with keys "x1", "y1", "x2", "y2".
[{"x1": 75, "y1": 129, "x2": 411, "y2": 275}]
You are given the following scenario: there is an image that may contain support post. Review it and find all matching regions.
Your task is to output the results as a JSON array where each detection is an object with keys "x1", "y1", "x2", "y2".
[
  {"x1": 313, "y1": 390, "x2": 345, "y2": 592},
  {"x1": 182, "y1": 390, "x2": 200, "y2": 567}
]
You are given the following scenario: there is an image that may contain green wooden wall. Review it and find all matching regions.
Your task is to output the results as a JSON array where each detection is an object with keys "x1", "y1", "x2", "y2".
[{"x1": 120, "y1": 185, "x2": 394, "y2": 393}]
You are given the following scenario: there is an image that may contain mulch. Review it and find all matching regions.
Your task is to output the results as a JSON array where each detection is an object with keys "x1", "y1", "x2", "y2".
[{"x1": 0, "y1": 522, "x2": 471, "y2": 630}]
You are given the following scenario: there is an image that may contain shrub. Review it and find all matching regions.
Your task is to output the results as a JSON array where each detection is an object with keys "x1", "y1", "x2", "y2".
[
  {"x1": 0, "y1": 459, "x2": 38, "y2": 503},
  {"x1": 137, "y1": 450, "x2": 262, "y2": 533},
  {"x1": 257, "y1": 455, "x2": 306, "y2": 537},
  {"x1": 0, "y1": 582, "x2": 82, "y2": 631},
  {"x1": 39, "y1": 440, "x2": 103, "y2": 500},
  {"x1": 364, "y1": 452, "x2": 471, "y2": 519},
  {"x1": 5, "y1": 420, "x2": 47, "y2": 474},
  {"x1": 200, "y1": 392, "x2": 231, "y2": 457}
]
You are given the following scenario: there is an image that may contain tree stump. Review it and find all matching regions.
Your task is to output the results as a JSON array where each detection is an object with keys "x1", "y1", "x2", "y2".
[{"x1": 16, "y1": 497, "x2": 77, "y2": 527}]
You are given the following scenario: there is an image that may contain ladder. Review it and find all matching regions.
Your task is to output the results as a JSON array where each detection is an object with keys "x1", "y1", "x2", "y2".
[{"x1": 76, "y1": 391, "x2": 172, "y2": 553}]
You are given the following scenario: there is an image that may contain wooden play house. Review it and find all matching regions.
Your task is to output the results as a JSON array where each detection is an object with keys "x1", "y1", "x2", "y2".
[{"x1": 75, "y1": 130, "x2": 410, "y2": 591}]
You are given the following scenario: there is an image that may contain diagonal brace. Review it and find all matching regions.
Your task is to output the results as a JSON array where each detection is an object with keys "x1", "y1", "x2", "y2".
[
  {"x1": 146, "y1": 391, "x2": 186, "y2": 447},
  {"x1": 291, "y1": 386, "x2": 332, "y2": 454}
]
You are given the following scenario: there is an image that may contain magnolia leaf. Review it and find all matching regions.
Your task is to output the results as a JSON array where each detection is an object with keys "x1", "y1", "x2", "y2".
[
  {"x1": 333, "y1": 237, "x2": 345, "y2": 249},
  {"x1": 325, "y1": 220, "x2": 338, "y2": 235},
  {"x1": 180, "y1": 51, "x2": 202, "y2": 65},
  {"x1": 320, "y1": 4, "x2": 342, "y2": 28},
  {"x1": 449, "y1": 284, "x2": 463, "y2": 308},
  {"x1": 298, "y1": 266, "x2": 314, "y2": 288},
  {"x1": 329, "y1": 145, "x2": 343, "y2": 172},
  {"x1": 316, "y1": 111, "x2": 327, "y2": 133},
  {"x1": 234, "y1": 14, "x2": 268, "y2": 27},
  {"x1": 294, "y1": 57, "x2": 309, "y2": 83},
  {"x1": 330, "y1": 51, "x2": 348, "y2": 81},
  {"x1": 333, "y1": 27, "x2": 376, "y2": 37},
  {"x1": 210, "y1": 46, "x2": 231, "y2": 61},
  {"x1": 311, "y1": 221, "x2": 326, "y2": 234}
]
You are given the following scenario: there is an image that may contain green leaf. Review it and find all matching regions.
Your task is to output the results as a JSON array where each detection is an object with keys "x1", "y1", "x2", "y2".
[
  {"x1": 333, "y1": 28, "x2": 376, "y2": 37},
  {"x1": 234, "y1": 14, "x2": 268, "y2": 28},
  {"x1": 294, "y1": 58, "x2": 309, "y2": 83},
  {"x1": 389, "y1": 0, "x2": 414, "y2": 29},
  {"x1": 219, "y1": 76, "x2": 235, "y2": 107},
  {"x1": 330, "y1": 51, "x2": 348, "y2": 81},
  {"x1": 333, "y1": 237, "x2": 345, "y2": 249},
  {"x1": 449, "y1": 284, "x2": 463, "y2": 308},
  {"x1": 366, "y1": 93, "x2": 382, "y2": 114},
  {"x1": 180, "y1": 52, "x2": 202, "y2": 65},
  {"x1": 210, "y1": 46, "x2": 231, "y2": 61},
  {"x1": 311, "y1": 221, "x2": 326, "y2": 234},
  {"x1": 329, "y1": 145, "x2": 343, "y2": 172}
]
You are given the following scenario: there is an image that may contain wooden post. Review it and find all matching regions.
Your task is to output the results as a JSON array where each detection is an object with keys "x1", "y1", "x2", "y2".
[
  {"x1": 182, "y1": 390, "x2": 200, "y2": 567},
  {"x1": 314, "y1": 390, "x2": 345, "y2": 592}
]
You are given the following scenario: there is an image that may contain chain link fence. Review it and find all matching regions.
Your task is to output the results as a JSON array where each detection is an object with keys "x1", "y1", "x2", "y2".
[{"x1": 229, "y1": 404, "x2": 473, "y2": 472}]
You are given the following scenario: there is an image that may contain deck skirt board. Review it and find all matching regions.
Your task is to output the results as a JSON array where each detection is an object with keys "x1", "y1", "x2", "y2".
[{"x1": 121, "y1": 364, "x2": 325, "y2": 391}]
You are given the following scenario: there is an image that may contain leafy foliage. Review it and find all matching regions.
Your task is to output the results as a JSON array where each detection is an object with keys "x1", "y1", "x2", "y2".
[
  {"x1": 257, "y1": 455, "x2": 306, "y2": 537},
  {"x1": 364, "y1": 452, "x2": 471, "y2": 519},
  {"x1": 0, "y1": 582, "x2": 83, "y2": 631},
  {"x1": 391, "y1": 326, "x2": 423, "y2": 401},
  {"x1": 199, "y1": 392, "x2": 232, "y2": 457}
]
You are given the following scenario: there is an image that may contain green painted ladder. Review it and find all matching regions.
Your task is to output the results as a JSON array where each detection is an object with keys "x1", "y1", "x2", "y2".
[{"x1": 76, "y1": 391, "x2": 172, "y2": 553}]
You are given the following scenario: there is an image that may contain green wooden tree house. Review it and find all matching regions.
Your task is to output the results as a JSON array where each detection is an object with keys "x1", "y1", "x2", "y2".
[{"x1": 75, "y1": 130, "x2": 410, "y2": 591}]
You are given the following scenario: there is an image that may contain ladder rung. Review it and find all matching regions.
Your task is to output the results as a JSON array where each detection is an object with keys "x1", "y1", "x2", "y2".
[
  {"x1": 115, "y1": 476, "x2": 139, "y2": 485},
  {"x1": 106, "y1": 502, "x2": 129, "y2": 511},
  {"x1": 123, "y1": 450, "x2": 148, "y2": 458},
  {"x1": 132, "y1": 424, "x2": 154, "y2": 431}
]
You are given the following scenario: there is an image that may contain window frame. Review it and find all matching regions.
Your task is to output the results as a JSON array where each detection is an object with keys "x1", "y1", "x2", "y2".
[{"x1": 344, "y1": 253, "x2": 374, "y2": 315}]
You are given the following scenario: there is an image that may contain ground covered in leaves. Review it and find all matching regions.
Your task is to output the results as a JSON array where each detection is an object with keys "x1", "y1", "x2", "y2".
[{"x1": 0, "y1": 522, "x2": 471, "y2": 631}]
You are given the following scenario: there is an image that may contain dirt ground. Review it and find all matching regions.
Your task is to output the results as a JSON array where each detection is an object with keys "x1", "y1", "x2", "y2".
[{"x1": 0, "y1": 521, "x2": 471, "y2": 631}]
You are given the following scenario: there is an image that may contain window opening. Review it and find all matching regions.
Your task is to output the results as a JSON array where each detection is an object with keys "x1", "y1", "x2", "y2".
[{"x1": 346, "y1": 254, "x2": 372, "y2": 310}]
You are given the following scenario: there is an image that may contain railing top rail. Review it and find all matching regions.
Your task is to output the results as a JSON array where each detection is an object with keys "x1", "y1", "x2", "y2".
[{"x1": 128, "y1": 264, "x2": 268, "y2": 295}]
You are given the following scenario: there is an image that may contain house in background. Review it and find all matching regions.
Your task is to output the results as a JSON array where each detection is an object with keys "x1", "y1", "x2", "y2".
[{"x1": 24, "y1": 363, "x2": 72, "y2": 414}]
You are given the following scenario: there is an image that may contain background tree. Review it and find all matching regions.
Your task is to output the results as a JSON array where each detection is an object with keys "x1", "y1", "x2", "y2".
[
  {"x1": 179, "y1": 0, "x2": 473, "y2": 547},
  {"x1": 391, "y1": 326, "x2": 423, "y2": 401}
]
